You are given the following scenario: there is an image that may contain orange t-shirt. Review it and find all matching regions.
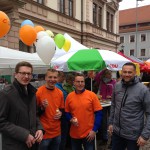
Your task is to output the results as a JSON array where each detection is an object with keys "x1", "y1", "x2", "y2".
[
  {"x1": 36, "y1": 85, "x2": 64, "y2": 139},
  {"x1": 65, "y1": 90, "x2": 102, "y2": 139}
]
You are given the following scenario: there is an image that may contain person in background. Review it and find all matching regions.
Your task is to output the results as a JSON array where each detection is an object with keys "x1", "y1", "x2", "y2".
[
  {"x1": 55, "y1": 71, "x2": 68, "y2": 150},
  {"x1": 63, "y1": 73, "x2": 75, "y2": 94},
  {"x1": 65, "y1": 73, "x2": 103, "y2": 150},
  {"x1": 108, "y1": 62, "x2": 150, "y2": 150},
  {"x1": 36, "y1": 69, "x2": 64, "y2": 150},
  {"x1": 63, "y1": 73, "x2": 75, "y2": 148},
  {"x1": 94, "y1": 69, "x2": 116, "y2": 145},
  {"x1": 85, "y1": 70, "x2": 96, "y2": 92},
  {"x1": 0, "y1": 61, "x2": 44, "y2": 150}
]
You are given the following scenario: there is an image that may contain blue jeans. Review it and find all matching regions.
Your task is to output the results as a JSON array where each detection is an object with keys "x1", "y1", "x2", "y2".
[
  {"x1": 71, "y1": 137, "x2": 94, "y2": 150},
  {"x1": 39, "y1": 135, "x2": 61, "y2": 150},
  {"x1": 112, "y1": 133, "x2": 139, "y2": 150}
]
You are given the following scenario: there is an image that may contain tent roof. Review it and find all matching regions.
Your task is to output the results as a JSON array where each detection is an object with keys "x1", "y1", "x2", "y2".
[{"x1": 0, "y1": 46, "x2": 49, "y2": 75}]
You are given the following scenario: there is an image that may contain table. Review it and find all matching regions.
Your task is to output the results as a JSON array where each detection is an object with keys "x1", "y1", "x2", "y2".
[{"x1": 101, "y1": 100, "x2": 111, "y2": 107}]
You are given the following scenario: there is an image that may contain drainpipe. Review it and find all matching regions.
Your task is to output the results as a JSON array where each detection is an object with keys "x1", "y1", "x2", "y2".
[{"x1": 81, "y1": 0, "x2": 83, "y2": 44}]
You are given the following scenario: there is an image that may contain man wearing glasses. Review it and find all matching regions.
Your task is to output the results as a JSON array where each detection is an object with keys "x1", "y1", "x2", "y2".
[
  {"x1": 0, "y1": 61, "x2": 44, "y2": 150},
  {"x1": 65, "y1": 73, "x2": 103, "y2": 150}
]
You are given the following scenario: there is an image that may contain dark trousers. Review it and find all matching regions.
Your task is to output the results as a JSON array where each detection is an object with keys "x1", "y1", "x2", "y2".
[
  {"x1": 71, "y1": 137, "x2": 94, "y2": 150},
  {"x1": 99, "y1": 107, "x2": 109, "y2": 141},
  {"x1": 59, "y1": 116, "x2": 69, "y2": 150},
  {"x1": 112, "y1": 133, "x2": 139, "y2": 150}
]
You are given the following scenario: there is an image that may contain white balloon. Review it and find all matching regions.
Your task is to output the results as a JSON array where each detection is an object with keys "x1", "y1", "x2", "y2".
[
  {"x1": 36, "y1": 36, "x2": 56, "y2": 64},
  {"x1": 37, "y1": 31, "x2": 48, "y2": 40}
]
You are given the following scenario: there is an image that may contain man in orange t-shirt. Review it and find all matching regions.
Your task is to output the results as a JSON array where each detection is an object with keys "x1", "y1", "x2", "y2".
[
  {"x1": 65, "y1": 73, "x2": 103, "y2": 150},
  {"x1": 36, "y1": 69, "x2": 64, "y2": 150}
]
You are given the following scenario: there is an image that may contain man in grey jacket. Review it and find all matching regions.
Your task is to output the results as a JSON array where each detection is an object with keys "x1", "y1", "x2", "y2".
[
  {"x1": 108, "y1": 62, "x2": 150, "y2": 150},
  {"x1": 0, "y1": 61, "x2": 44, "y2": 150}
]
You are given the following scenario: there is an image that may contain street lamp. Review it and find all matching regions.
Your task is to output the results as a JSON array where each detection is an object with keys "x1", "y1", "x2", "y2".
[
  {"x1": 135, "y1": 0, "x2": 144, "y2": 58},
  {"x1": 120, "y1": 45, "x2": 124, "y2": 53}
]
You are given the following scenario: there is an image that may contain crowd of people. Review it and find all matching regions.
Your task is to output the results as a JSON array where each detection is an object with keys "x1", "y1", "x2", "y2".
[{"x1": 0, "y1": 61, "x2": 150, "y2": 150}]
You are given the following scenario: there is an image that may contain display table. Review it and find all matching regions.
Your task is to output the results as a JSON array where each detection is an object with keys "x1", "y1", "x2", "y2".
[{"x1": 100, "y1": 100, "x2": 111, "y2": 107}]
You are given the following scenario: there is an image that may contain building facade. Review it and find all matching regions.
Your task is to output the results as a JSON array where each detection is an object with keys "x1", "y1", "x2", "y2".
[
  {"x1": 0, "y1": 0, "x2": 121, "y2": 53},
  {"x1": 119, "y1": 5, "x2": 150, "y2": 60}
]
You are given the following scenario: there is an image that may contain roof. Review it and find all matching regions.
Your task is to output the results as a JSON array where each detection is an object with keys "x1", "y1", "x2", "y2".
[{"x1": 119, "y1": 5, "x2": 150, "y2": 26}]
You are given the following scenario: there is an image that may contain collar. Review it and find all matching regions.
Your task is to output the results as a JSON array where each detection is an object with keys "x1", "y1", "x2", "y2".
[{"x1": 75, "y1": 88, "x2": 85, "y2": 94}]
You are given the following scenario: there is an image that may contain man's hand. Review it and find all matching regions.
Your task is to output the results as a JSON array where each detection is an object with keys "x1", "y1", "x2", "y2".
[
  {"x1": 54, "y1": 109, "x2": 62, "y2": 119},
  {"x1": 26, "y1": 134, "x2": 36, "y2": 148},
  {"x1": 42, "y1": 99, "x2": 48, "y2": 109},
  {"x1": 137, "y1": 136, "x2": 147, "y2": 146},
  {"x1": 108, "y1": 125, "x2": 113, "y2": 136},
  {"x1": 34, "y1": 130, "x2": 43, "y2": 143},
  {"x1": 86, "y1": 130, "x2": 96, "y2": 142},
  {"x1": 70, "y1": 117, "x2": 79, "y2": 126}
]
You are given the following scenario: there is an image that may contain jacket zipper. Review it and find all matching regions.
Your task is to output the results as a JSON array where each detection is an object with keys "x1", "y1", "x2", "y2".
[{"x1": 119, "y1": 87, "x2": 128, "y2": 135}]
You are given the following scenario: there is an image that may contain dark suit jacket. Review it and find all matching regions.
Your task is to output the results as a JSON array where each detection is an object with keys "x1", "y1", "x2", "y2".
[{"x1": 0, "y1": 79, "x2": 43, "y2": 150}]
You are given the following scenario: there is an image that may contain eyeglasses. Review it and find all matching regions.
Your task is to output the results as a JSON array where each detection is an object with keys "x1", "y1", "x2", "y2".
[
  {"x1": 75, "y1": 81, "x2": 85, "y2": 84},
  {"x1": 18, "y1": 72, "x2": 33, "y2": 77}
]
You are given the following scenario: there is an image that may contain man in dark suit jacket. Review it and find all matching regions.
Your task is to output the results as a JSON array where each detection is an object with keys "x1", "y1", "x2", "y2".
[{"x1": 0, "y1": 61, "x2": 44, "y2": 150}]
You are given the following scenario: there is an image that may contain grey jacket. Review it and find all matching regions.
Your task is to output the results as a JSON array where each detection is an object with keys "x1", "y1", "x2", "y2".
[
  {"x1": 0, "y1": 79, "x2": 43, "y2": 150},
  {"x1": 109, "y1": 76, "x2": 150, "y2": 140}
]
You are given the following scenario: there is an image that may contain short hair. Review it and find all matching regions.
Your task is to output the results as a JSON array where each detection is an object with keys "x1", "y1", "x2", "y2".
[
  {"x1": 66, "y1": 73, "x2": 74, "y2": 82},
  {"x1": 15, "y1": 61, "x2": 33, "y2": 73},
  {"x1": 122, "y1": 62, "x2": 136, "y2": 70},
  {"x1": 58, "y1": 71, "x2": 65, "y2": 77},
  {"x1": 74, "y1": 73, "x2": 85, "y2": 81},
  {"x1": 45, "y1": 68, "x2": 58, "y2": 76}
]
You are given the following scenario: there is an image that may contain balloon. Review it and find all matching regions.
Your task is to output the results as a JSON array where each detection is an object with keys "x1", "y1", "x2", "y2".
[
  {"x1": 63, "y1": 39, "x2": 71, "y2": 52},
  {"x1": 36, "y1": 36, "x2": 56, "y2": 64},
  {"x1": 37, "y1": 31, "x2": 48, "y2": 40},
  {"x1": 19, "y1": 25, "x2": 37, "y2": 46},
  {"x1": 46, "y1": 30, "x2": 54, "y2": 38},
  {"x1": 34, "y1": 25, "x2": 45, "y2": 33},
  {"x1": 54, "y1": 34, "x2": 65, "y2": 49},
  {"x1": 21, "y1": 19, "x2": 34, "y2": 27},
  {"x1": 0, "y1": 11, "x2": 10, "y2": 38}
]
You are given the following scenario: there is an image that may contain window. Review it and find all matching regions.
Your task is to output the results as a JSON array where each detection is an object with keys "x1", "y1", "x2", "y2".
[
  {"x1": 130, "y1": 35, "x2": 135, "y2": 43},
  {"x1": 98, "y1": 7, "x2": 102, "y2": 27},
  {"x1": 68, "y1": 0, "x2": 73, "y2": 17},
  {"x1": 35, "y1": 0, "x2": 44, "y2": 4},
  {"x1": 19, "y1": 40, "x2": 30, "y2": 53},
  {"x1": 107, "y1": 12, "x2": 110, "y2": 31},
  {"x1": 141, "y1": 49, "x2": 145, "y2": 56},
  {"x1": 60, "y1": 0, "x2": 65, "y2": 13},
  {"x1": 130, "y1": 49, "x2": 134, "y2": 56},
  {"x1": 106, "y1": 11, "x2": 114, "y2": 32},
  {"x1": 93, "y1": 3, "x2": 97, "y2": 25},
  {"x1": 120, "y1": 36, "x2": 124, "y2": 43},
  {"x1": 141, "y1": 34, "x2": 146, "y2": 42},
  {"x1": 110, "y1": 14, "x2": 114, "y2": 32}
]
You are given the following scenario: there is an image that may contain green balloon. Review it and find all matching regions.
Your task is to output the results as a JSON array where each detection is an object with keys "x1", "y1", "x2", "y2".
[{"x1": 54, "y1": 34, "x2": 65, "y2": 49}]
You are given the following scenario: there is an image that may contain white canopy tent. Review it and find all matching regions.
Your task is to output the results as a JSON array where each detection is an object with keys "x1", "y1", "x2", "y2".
[{"x1": 0, "y1": 46, "x2": 49, "y2": 75}]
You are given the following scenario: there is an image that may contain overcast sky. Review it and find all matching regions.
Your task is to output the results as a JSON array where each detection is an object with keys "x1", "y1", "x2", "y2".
[{"x1": 119, "y1": 0, "x2": 150, "y2": 10}]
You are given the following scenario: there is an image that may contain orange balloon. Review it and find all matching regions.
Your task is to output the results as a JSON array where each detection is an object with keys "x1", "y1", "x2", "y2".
[
  {"x1": 34, "y1": 26, "x2": 45, "y2": 33},
  {"x1": 19, "y1": 25, "x2": 37, "y2": 46},
  {"x1": 0, "y1": 11, "x2": 10, "y2": 38}
]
